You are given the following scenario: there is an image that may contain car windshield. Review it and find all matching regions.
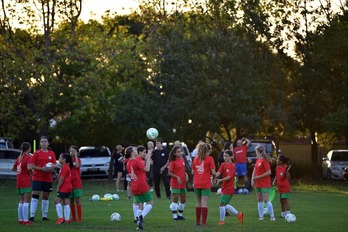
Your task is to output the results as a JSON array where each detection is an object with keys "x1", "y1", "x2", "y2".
[
  {"x1": 79, "y1": 148, "x2": 110, "y2": 158},
  {"x1": 331, "y1": 151, "x2": 348, "y2": 161},
  {"x1": 247, "y1": 143, "x2": 274, "y2": 157}
]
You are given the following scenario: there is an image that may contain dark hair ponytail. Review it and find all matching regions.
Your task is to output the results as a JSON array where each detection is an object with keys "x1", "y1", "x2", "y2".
[{"x1": 61, "y1": 153, "x2": 73, "y2": 169}]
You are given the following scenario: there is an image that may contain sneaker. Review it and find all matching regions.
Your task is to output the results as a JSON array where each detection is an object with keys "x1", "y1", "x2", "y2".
[
  {"x1": 258, "y1": 217, "x2": 264, "y2": 221},
  {"x1": 177, "y1": 215, "x2": 185, "y2": 220},
  {"x1": 55, "y1": 218, "x2": 64, "y2": 224},
  {"x1": 77, "y1": 218, "x2": 82, "y2": 222},
  {"x1": 19, "y1": 221, "x2": 24, "y2": 224},
  {"x1": 173, "y1": 218, "x2": 178, "y2": 221},
  {"x1": 65, "y1": 220, "x2": 70, "y2": 223},
  {"x1": 71, "y1": 218, "x2": 77, "y2": 222},
  {"x1": 237, "y1": 212, "x2": 244, "y2": 223},
  {"x1": 137, "y1": 215, "x2": 143, "y2": 230},
  {"x1": 29, "y1": 217, "x2": 34, "y2": 222},
  {"x1": 218, "y1": 221, "x2": 225, "y2": 225},
  {"x1": 134, "y1": 217, "x2": 138, "y2": 224},
  {"x1": 270, "y1": 217, "x2": 276, "y2": 221},
  {"x1": 23, "y1": 221, "x2": 33, "y2": 225},
  {"x1": 196, "y1": 222, "x2": 201, "y2": 226},
  {"x1": 42, "y1": 217, "x2": 49, "y2": 221}
]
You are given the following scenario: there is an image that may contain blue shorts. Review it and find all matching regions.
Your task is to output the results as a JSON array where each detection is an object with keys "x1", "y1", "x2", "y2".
[{"x1": 235, "y1": 163, "x2": 247, "y2": 176}]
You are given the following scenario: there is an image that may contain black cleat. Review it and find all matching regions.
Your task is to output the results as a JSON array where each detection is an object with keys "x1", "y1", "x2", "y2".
[{"x1": 42, "y1": 217, "x2": 49, "y2": 221}]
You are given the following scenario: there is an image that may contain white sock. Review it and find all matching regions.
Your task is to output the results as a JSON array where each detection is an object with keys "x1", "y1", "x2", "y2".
[
  {"x1": 137, "y1": 209, "x2": 143, "y2": 218},
  {"x1": 281, "y1": 211, "x2": 286, "y2": 217},
  {"x1": 226, "y1": 204, "x2": 238, "y2": 216},
  {"x1": 258, "y1": 202, "x2": 264, "y2": 218},
  {"x1": 266, "y1": 201, "x2": 274, "y2": 218},
  {"x1": 42, "y1": 200, "x2": 49, "y2": 218},
  {"x1": 219, "y1": 206, "x2": 226, "y2": 221},
  {"x1": 55, "y1": 203, "x2": 63, "y2": 218},
  {"x1": 178, "y1": 203, "x2": 185, "y2": 216},
  {"x1": 23, "y1": 203, "x2": 29, "y2": 221},
  {"x1": 18, "y1": 203, "x2": 23, "y2": 221},
  {"x1": 286, "y1": 210, "x2": 290, "y2": 215},
  {"x1": 64, "y1": 204, "x2": 70, "y2": 220},
  {"x1": 30, "y1": 198, "x2": 38, "y2": 217},
  {"x1": 170, "y1": 203, "x2": 178, "y2": 219},
  {"x1": 141, "y1": 204, "x2": 153, "y2": 218},
  {"x1": 133, "y1": 204, "x2": 138, "y2": 219}
]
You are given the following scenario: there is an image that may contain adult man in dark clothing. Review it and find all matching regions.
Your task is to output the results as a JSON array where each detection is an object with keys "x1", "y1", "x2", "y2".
[{"x1": 151, "y1": 139, "x2": 171, "y2": 199}]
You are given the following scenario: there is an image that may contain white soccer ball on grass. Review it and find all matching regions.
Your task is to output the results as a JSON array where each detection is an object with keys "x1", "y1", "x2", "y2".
[
  {"x1": 285, "y1": 213, "x2": 296, "y2": 223},
  {"x1": 110, "y1": 212, "x2": 121, "y2": 221}
]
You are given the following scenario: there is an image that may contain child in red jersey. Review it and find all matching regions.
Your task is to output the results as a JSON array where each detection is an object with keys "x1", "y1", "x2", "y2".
[
  {"x1": 168, "y1": 146, "x2": 188, "y2": 221},
  {"x1": 272, "y1": 155, "x2": 291, "y2": 218},
  {"x1": 29, "y1": 136, "x2": 57, "y2": 222},
  {"x1": 215, "y1": 150, "x2": 243, "y2": 225},
  {"x1": 251, "y1": 145, "x2": 275, "y2": 221},
  {"x1": 12, "y1": 142, "x2": 33, "y2": 225},
  {"x1": 55, "y1": 153, "x2": 73, "y2": 224},
  {"x1": 69, "y1": 146, "x2": 83, "y2": 222},
  {"x1": 125, "y1": 146, "x2": 153, "y2": 230},
  {"x1": 192, "y1": 142, "x2": 216, "y2": 226}
]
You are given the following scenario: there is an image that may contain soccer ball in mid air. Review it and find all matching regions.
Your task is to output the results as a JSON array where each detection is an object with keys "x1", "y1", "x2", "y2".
[
  {"x1": 285, "y1": 213, "x2": 296, "y2": 223},
  {"x1": 110, "y1": 212, "x2": 121, "y2": 221},
  {"x1": 146, "y1": 128, "x2": 159, "y2": 140}
]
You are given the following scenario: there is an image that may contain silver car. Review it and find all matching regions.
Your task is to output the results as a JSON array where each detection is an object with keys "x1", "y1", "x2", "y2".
[
  {"x1": 79, "y1": 146, "x2": 111, "y2": 178},
  {"x1": 322, "y1": 150, "x2": 348, "y2": 180},
  {"x1": 0, "y1": 148, "x2": 21, "y2": 179}
]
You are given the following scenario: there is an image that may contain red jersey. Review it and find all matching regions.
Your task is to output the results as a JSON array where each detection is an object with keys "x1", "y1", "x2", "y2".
[
  {"x1": 169, "y1": 157, "x2": 186, "y2": 189},
  {"x1": 217, "y1": 162, "x2": 235, "y2": 195},
  {"x1": 276, "y1": 165, "x2": 290, "y2": 194},
  {"x1": 126, "y1": 157, "x2": 149, "y2": 195},
  {"x1": 71, "y1": 157, "x2": 82, "y2": 189},
  {"x1": 13, "y1": 153, "x2": 32, "y2": 188},
  {"x1": 58, "y1": 164, "x2": 72, "y2": 193},
  {"x1": 192, "y1": 155, "x2": 216, "y2": 189},
  {"x1": 30, "y1": 149, "x2": 56, "y2": 183},
  {"x1": 254, "y1": 158, "x2": 271, "y2": 188},
  {"x1": 233, "y1": 146, "x2": 248, "y2": 164}
]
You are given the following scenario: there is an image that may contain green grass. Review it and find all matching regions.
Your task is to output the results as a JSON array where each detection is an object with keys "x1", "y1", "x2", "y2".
[{"x1": 0, "y1": 179, "x2": 347, "y2": 231}]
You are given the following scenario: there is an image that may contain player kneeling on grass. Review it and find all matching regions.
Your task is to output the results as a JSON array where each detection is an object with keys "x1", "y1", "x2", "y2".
[
  {"x1": 55, "y1": 153, "x2": 73, "y2": 224},
  {"x1": 126, "y1": 146, "x2": 154, "y2": 230},
  {"x1": 215, "y1": 150, "x2": 243, "y2": 225},
  {"x1": 168, "y1": 146, "x2": 188, "y2": 221}
]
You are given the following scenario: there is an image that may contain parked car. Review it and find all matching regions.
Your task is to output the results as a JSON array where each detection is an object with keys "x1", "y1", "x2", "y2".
[
  {"x1": 322, "y1": 150, "x2": 348, "y2": 180},
  {"x1": 0, "y1": 148, "x2": 21, "y2": 179},
  {"x1": 0, "y1": 137, "x2": 14, "y2": 149},
  {"x1": 79, "y1": 146, "x2": 111, "y2": 178}
]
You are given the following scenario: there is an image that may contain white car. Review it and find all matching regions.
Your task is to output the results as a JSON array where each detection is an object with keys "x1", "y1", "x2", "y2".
[
  {"x1": 79, "y1": 146, "x2": 111, "y2": 178},
  {"x1": 0, "y1": 148, "x2": 20, "y2": 179},
  {"x1": 322, "y1": 150, "x2": 348, "y2": 180}
]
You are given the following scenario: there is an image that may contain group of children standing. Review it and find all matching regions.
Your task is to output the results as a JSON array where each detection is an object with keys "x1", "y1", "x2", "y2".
[
  {"x1": 125, "y1": 140, "x2": 292, "y2": 230},
  {"x1": 12, "y1": 136, "x2": 83, "y2": 225}
]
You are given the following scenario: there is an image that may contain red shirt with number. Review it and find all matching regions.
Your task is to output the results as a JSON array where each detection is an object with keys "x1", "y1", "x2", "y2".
[
  {"x1": 254, "y1": 158, "x2": 271, "y2": 188},
  {"x1": 13, "y1": 153, "x2": 32, "y2": 188},
  {"x1": 233, "y1": 146, "x2": 248, "y2": 164},
  {"x1": 126, "y1": 157, "x2": 150, "y2": 195},
  {"x1": 30, "y1": 149, "x2": 56, "y2": 183},
  {"x1": 218, "y1": 162, "x2": 236, "y2": 195},
  {"x1": 71, "y1": 157, "x2": 82, "y2": 189},
  {"x1": 58, "y1": 164, "x2": 72, "y2": 193},
  {"x1": 192, "y1": 155, "x2": 216, "y2": 189},
  {"x1": 169, "y1": 157, "x2": 186, "y2": 189},
  {"x1": 276, "y1": 165, "x2": 290, "y2": 193}
]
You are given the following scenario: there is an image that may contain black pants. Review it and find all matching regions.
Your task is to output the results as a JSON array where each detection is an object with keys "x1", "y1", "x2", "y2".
[{"x1": 153, "y1": 168, "x2": 171, "y2": 198}]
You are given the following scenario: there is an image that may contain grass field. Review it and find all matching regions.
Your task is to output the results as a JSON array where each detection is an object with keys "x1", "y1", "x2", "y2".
[{"x1": 0, "y1": 179, "x2": 347, "y2": 232}]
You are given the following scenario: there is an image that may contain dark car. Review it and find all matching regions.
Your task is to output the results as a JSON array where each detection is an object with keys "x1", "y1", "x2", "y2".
[{"x1": 0, "y1": 148, "x2": 21, "y2": 179}]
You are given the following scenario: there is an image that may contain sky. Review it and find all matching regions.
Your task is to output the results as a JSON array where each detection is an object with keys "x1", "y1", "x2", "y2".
[{"x1": 80, "y1": 0, "x2": 140, "y2": 21}]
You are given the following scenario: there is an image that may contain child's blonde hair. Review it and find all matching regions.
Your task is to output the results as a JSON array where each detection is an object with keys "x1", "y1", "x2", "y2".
[
  {"x1": 197, "y1": 142, "x2": 211, "y2": 161},
  {"x1": 256, "y1": 145, "x2": 271, "y2": 162}
]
